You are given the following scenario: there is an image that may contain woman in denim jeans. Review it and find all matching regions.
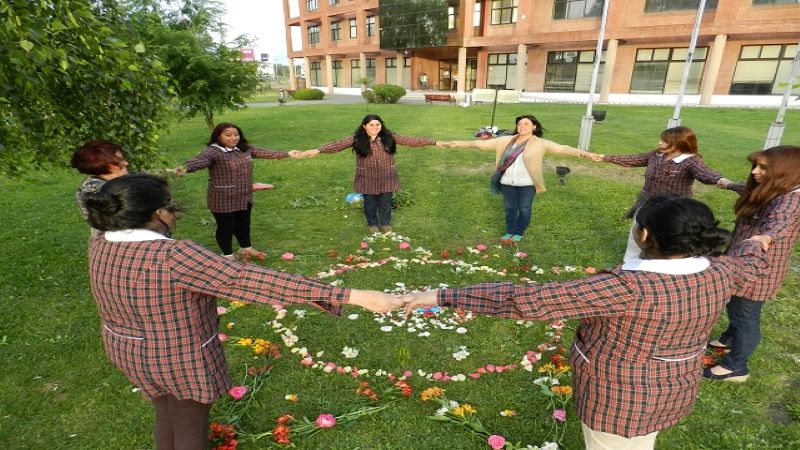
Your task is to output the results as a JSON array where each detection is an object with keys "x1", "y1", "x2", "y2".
[{"x1": 705, "y1": 145, "x2": 800, "y2": 382}]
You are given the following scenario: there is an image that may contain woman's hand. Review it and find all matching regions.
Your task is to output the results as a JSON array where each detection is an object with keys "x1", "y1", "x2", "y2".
[
  {"x1": 401, "y1": 290, "x2": 438, "y2": 317},
  {"x1": 347, "y1": 290, "x2": 404, "y2": 313},
  {"x1": 174, "y1": 166, "x2": 187, "y2": 176},
  {"x1": 716, "y1": 177, "x2": 733, "y2": 189},
  {"x1": 746, "y1": 234, "x2": 773, "y2": 252},
  {"x1": 436, "y1": 141, "x2": 454, "y2": 148},
  {"x1": 288, "y1": 150, "x2": 303, "y2": 158}
]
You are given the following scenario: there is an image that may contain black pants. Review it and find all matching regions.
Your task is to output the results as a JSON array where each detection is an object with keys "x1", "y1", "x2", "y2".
[
  {"x1": 363, "y1": 192, "x2": 393, "y2": 227},
  {"x1": 212, "y1": 204, "x2": 252, "y2": 255},
  {"x1": 151, "y1": 395, "x2": 212, "y2": 450}
]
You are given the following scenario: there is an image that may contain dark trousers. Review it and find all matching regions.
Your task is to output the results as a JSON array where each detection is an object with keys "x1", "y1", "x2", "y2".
[
  {"x1": 719, "y1": 295, "x2": 765, "y2": 373},
  {"x1": 363, "y1": 192, "x2": 393, "y2": 227},
  {"x1": 500, "y1": 184, "x2": 536, "y2": 236},
  {"x1": 151, "y1": 395, "x2": 212, "y2": 450},
  {"x1": 212, "y1": 203, "x2": 252, "y2": 255}
]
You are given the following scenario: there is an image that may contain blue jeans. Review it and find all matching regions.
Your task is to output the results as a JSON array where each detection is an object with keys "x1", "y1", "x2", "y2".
[
  {"x1": 718, "y1": 296, "x2": 765, "y2": 373},
  {"x1": 363, "y1": 192, "x2": 393, "y2": 227},
  {"x1": 500, "y1": 184, "x2": 536, "y2": 236}
]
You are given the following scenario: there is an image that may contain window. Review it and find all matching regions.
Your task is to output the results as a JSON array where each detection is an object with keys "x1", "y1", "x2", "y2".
[
  {"x1": 474, "y1": 2, "x2": 482, "y2": 27},
  {"x1": 308, "y1": 25, "x2": 320, "y2": 44},
  {"x1": 306, "y1": 0, "x2": 318, "y2": 12},
  {"x1": 331, "y1": 21, "x2": 341, "y2": 41},
  {"x1": 487, "y1": 53, "x2": 518, "y2": 89},
  {"x1": 731, "y1": 44, "x2": 800, "y2": 95},
  {"x1": 386, "y1": 58, "x2": 397, "y2": 84},
  {"x1": 310, "y1": 62, "x2": 322, "y2": 86},
  {"x1": 332, "y1": 60, "x2": 343, "y2": 87},
  {"x1": 448, "y1": 6, "x2": 458, "y2": 29},
  {"x1": 329, "y1": 0, "x2": 340, "y2": 5},
  {"x1": 645, "y1": 0, "x2": 717, "y2": 12},
  {"x1": 349, "y1": 18, "x2": 357, "y2": 38},
  {"x1": 553, "y1": 0, "x2": 603, "y2": 20},
  {"x1": 545, "y1": 50, "x2": 605, "y2": 92},
  {"x1": 490, "y1": 0, "x2": 518, "y2": 25},
  {"x1": 366, "y1": 58, "x2": 376, "y2": 82},
  {"x1": 351, "y1": 60, "x2": 361, "y2": 87},
  {"x1": 366, "y1": 16, "x2": 376, "y2": 37},
  {"x1": 752, "y1": 0, "x2": 800, "y2": 4},
  {"x1": 630, "y1": 47, "x2": 708, "y2": 94}
]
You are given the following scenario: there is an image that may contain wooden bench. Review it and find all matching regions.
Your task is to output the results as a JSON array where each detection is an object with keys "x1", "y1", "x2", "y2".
[{"x1": 424, "y1": 94, "x2": 456, "y2": 105}]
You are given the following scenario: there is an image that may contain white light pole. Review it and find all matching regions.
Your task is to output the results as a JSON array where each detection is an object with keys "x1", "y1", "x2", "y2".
[
  {"x1": 667, "y1": 0, "x2": 706, "y2": 128},
  {"x1": 764, "y1": 41, "x2": 800, "y2": 149},
  {"x1": 578, "y1": 0, "x2": 611, "y2": 150}
]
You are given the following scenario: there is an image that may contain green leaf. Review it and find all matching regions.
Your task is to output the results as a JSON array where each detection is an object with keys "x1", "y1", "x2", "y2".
[
  {"x1": 59, "y1": 60, "x2": 68, "y2": 71},
  {"x1": 19, "y1": 40, "x2": 33, "y2": 52},
  {"x1": 133, "y1": 43, "x2": 146, "y2": 53}
]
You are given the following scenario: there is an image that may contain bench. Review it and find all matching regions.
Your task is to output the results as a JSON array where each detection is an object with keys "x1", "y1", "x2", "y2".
[
  {"x1": 472, "y1": 88, "x2": 521, "y2": 104},
  {"x1": 424, "y1": 94, "x2": 456, "y2": 105}
]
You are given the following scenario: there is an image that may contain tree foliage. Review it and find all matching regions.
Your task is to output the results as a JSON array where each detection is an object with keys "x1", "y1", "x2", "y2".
[
  {"x1": 0, "y1": 0, "x2": 173, "y2": 176},
  {"x1": 127, "y1": 0, "x2": 260, "y2": 129}
]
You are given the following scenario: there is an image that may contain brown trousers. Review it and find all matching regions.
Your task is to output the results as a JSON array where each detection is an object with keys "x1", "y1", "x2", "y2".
[{"x1": 151, "y1": 395, "x2": 212, "y2": 450}]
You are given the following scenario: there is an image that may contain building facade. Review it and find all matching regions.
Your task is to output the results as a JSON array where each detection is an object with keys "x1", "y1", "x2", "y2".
[{"x1": 283, "y1": 0, "x2": 800, "y2": 104}]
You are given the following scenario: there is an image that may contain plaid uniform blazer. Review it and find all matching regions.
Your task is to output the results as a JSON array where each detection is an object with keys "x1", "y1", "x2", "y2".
[
  {"x1": 729, "y1": 188, "x2": 800, "y2": 300},
  {"x1": 604, "y1": 151, "x2": 722, "y2": 218},
  {"x1": 184, "y1": 145, "x2": 289, "y2": 213},
  {"x1": 89, "y1": 236, "x2": 349, "y2": 403},
  {"x1": 437, "y1": 241, "x2": 765, "y2": 438},
  {"x1": 317, "y1": 133, "x2": 436, "y2": 195}
]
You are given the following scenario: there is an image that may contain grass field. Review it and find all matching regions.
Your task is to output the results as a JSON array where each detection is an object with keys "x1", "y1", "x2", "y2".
[{"x1": 0, "y1": 101, "x2": 798, "y2": 449}]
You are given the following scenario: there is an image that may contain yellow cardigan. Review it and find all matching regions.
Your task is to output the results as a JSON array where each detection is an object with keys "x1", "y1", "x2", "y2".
[{"x1": 450, "y1": 135, "x2": 590, "y2": 193}]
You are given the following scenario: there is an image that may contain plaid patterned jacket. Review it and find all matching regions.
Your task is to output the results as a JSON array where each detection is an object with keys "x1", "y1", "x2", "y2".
[
  {"x1": 729, "y1": 188, "x2": 800, "y2": 300},
  {"x1": 185, "y1": 145, "x2": 289, "y2": 213},
  {"x1": 317, "y1": 133, "x2": 435, "y2": 195},
  {"x1": 437, "y1": 240, "x2": 765, "y2": 438},
  {"x1": 89, "y1": 236, "x2": 349, "y2": 403},
  {"x1": 604, "y1": 151, "x2": 722, "y2": 218}
]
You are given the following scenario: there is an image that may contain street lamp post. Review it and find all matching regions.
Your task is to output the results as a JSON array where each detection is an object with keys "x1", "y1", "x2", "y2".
[
  {"x1": 578, "y1": 0, "x2": 611, "y2": 151},
  {"x1": 764, "y1": 41, "x2": 800, "y2": 149},
  {"x1": 667, "y1": 0, "x2": 707, "y2": 129}
]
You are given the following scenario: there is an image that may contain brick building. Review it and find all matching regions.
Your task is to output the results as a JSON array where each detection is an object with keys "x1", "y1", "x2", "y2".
[{"x1": 283, "y1": 0, "x2": 799, "y2": 104}]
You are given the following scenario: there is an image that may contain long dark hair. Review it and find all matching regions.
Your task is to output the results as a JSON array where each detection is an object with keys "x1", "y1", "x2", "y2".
[
  {"x1": 83, "y1": 174, "x2": 173, "y2": 231},
  {"x1": 514, "y1": 115, "x2": 544, "y2": 137},
  {"x1": 208, "y1": 122, "x2": 251, "y2": 151},
  {"x1": 352, "y1": 114, "x2": 396, "y2": 157},
  {"x1": 735, "y1": 145, "x2": 800, "y2": 219},
  {"x1": 636, "y1": 196, "x2": 730, "y2": 257}
]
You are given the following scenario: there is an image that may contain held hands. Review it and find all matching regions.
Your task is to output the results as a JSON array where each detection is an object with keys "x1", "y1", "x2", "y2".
[
  {"x1": 746, "y1": 234, "x2": 773, "y2": 252},
  {"x1": 582, "y1": 151, "x2": 605, "y2": 162},
  {"x1": 716, "y1": 177, "x2": 733, "y2": 189},
  {"x1": 401, "y1": 290, "x2": 439, "y2": 317},
  {"x1": 174, "y1": 165, "x2": 187, "y2": 176},
  {"x1": 347, "y1": 290, "x2": 405, "y2": 313},
  {"x1": 435, "y1": 141, "x2": 456, "y2": 148}
]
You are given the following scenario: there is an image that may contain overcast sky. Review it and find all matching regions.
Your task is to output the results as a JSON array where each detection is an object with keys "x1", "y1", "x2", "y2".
[{"x1": 221, "y1": 0, "x2": 289, "y2": 63}]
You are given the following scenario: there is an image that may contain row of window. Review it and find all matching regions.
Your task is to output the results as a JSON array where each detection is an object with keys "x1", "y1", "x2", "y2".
[
  {"x1": 307, "y1": 43, "x2": 798, "y2": 95},
  {"x1": 308, "y1": 16, "x2": 375, "y2": 44}
]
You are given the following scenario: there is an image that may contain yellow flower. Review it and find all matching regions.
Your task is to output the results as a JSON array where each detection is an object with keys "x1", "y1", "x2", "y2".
[
  {"x1": 452, "y1": 406, "x2": 466, "y2": 417},
  {"x1": 420, "y1": 386, "x2": 445, "y2": 402},
  {"x1": 284, "y1": 393, "x2": 299, "y2": 402},
  {"x1": 226, "y1": 322, "x2": 235, "y2": 329},
  {"x1": 551, "y1": 385, "x2": 573, "y2": 396},
  {"x1": 237, "y1": 338, "x2": 253, "y2": 346},
  {"x1": 461, "y1": 403, "x2": 476, "y2": 415},
  {"x1": 538, "y1": 362, "x2": 555, "y2": 374},
  {"x1": 231, "y1": 301, "x2": 246, "y2": 308},
  {"x1": 557, "y1": 364, "x2": 571, "y2": 375},
  {"x1": 500, "y1": 409, "x2": 517, "y2": 417}
]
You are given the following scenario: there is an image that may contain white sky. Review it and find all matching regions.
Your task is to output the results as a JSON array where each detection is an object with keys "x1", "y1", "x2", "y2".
[{"x1": 220, "y1": 0, "x2": 289, "y2": 64}]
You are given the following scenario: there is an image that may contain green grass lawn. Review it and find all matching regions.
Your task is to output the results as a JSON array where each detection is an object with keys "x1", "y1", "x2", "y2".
[{"x1": 1, "y1": 102, "x2": 798, "y2": 449}]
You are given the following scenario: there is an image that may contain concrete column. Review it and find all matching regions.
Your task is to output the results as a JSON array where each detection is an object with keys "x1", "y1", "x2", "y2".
[
  {"x1": 325, "y1": 54, "x2": 334, "y2": 94},
  {"x1": 457, "y1": 47, "x2": 467, "y2": 94},
  {"x1": 515, "y1": 43, "x2": 527, "y2": 92},
  {"x1": 395, "y1": 51, "x2": 404, "y2": 87},
  {"x1": 288, "y1": 58, "x2": 297, "y2": 90},
  {"x1": 302, "y1": 58, "x2": 310, "y2": 88},
  {"x1": 599, "y1": 39, "x2": 619, "y2": 103},
  {"x1": 700, "y1": 34, "x2": 727, "y2": 105},
  {"x1": 359, "y1": 52, "x2": 367, "y2": 91}
]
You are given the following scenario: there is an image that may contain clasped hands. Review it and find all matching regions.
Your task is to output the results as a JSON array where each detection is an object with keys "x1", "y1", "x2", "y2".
[
  {"x1": 348, "y1": 289, "x2": 439, "y2": 315},
  {"x1": 288, "y1": 149, "x2": 321, "y2": 159}
]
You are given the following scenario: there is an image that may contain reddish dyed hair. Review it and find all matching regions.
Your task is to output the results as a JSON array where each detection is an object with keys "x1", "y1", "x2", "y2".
[
  {"x1": 735, "y1": 145, "x2": 800, "y2": 219},
  {"x1": 71, "y1": 140, "x2": 125, "y2": 175},
  {"x1": 661, "y1": 126, "x2": 699, "y2": 156}
]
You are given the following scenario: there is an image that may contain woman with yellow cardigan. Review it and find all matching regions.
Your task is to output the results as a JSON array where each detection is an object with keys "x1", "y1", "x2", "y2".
[{"x1": 438, "y1": 115, "x2": 602, "y2": 244}]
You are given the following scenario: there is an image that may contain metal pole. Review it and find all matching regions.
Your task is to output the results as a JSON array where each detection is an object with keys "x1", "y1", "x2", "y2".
[
  {"x1": 578, "y1": 0, "x2": 611, "y2": 150},
  {"x1": 667, "y1": 0, "x2": 706, "y2": 129},
  {"x1": 490, "y1": 87, "x2": 499, "y2": 136},
  {"x1": 764, "y1": 40, "x2": 800, "y2": 149}
]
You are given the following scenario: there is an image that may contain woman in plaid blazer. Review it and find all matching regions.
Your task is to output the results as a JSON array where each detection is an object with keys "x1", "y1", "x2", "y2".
[
  {"x1": 177, "y1": 123, "x2": 304, "y2": 259},
  {"x1": 706, "y1": 145, "x2": 800, "y2": 382},
  {"x1": 71, "y1": 140, "x2": 130, "y2": 220},
  {"x1": 300, "y1": 114, "x2": 437, "y2": 234},
  {"x1": 82, "y1": 174, "x2": 399, "y2": 450},
  {"x1": 598, "y1": 126, "x2": 734, "y2": 261},
  {"x1": 403, "y1": 197, "x2": 769, "y2": 450}
]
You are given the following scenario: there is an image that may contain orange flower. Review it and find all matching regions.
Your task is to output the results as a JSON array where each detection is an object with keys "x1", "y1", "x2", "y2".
[
  {"x1": 420, "y1": 386, "x2": 445, "y2": 401},
  {"x1": 551, "y1": 385, "x2": 573, "y2": 396},
  {"x1": 394, "y1": 380, "x2": 413, "y2": 397},
  {"x1": 276, "y1": 414, "x2": 294, "y2": 424}
]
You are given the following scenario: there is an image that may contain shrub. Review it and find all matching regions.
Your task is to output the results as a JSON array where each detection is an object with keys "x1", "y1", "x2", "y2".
[
  {"x1": 291, "y1": 88, "x2": 325, "y2": 100},
  {"x1": 362, "y1": 89, "x2": 376, "y2": 103},
  {"x1": 371, "y1": 84, "x2": 406, "y2": 104}
]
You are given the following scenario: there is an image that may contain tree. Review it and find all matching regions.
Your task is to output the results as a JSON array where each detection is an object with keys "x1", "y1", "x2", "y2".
[
  {"x1": 0, "y1": 0, "x2": 173, "y2": 176},
  {"x1": 128, "y1": 0, "x2": 261, "y2": 129}
]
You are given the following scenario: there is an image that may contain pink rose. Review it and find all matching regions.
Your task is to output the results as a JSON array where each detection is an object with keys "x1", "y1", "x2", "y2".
[
  {"x1": 487, "y1": 434, "x2": 506, "y2": 450},
  {"x1": 282, "y1": 252, "x2": 295, "y2": 260},
  {"x1": 271, "y1": 304, "x2": 284, "y2": 311},
  {"x1": 218, "y1": 333, "x2": 229, "y2": 342},
  {"x1": 388, "y1": 374, "x2": 397, "y2": 381},
  {"x1": 403, "y1": 370, "x2": 413, "y2": 378},
  {"x1": 216, "y1": 306, "x2": 228, "y2": 315},
  {"x1": 585, "y1": 266, "x2": 597, "y2": 274},
  {"x1": 315, "y1": 413, "x2": 336, "y2": 428},
  {"x1": 360, "y1": 241, "x2": 369, "y2": 249},
  {"x1": 228, "y1": 385, "x2": 248, "y2": 400},
  {"x1": 553, "y1": 409, "x2": 567, "y2": 422},
  {"x1": 469, "y1": 372, "x2": 481, "y2": 379},
  {"x1": 398, "y1": 241, "x2": 411, "y2": 250},
  {"x1": 514, "y1": 252, "x2": 528, "y2": 258},
  {"x1": 300, "y1": 357, "x2": 314, "y2": 366},
  {"x1": 486, "y1": 364, "x2": 496, "y2": 373},
  {"x1": 476, "y1": 243, "x2": 488, "y2": 251},
  {"x1": 432, "y1": 372, "x2": 443, "y2": 380}
]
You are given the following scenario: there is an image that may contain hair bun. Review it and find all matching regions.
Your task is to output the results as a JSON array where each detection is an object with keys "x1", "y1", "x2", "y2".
[{"x1": 83, "y1": 191, "x2": 122, "y2": 215}]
